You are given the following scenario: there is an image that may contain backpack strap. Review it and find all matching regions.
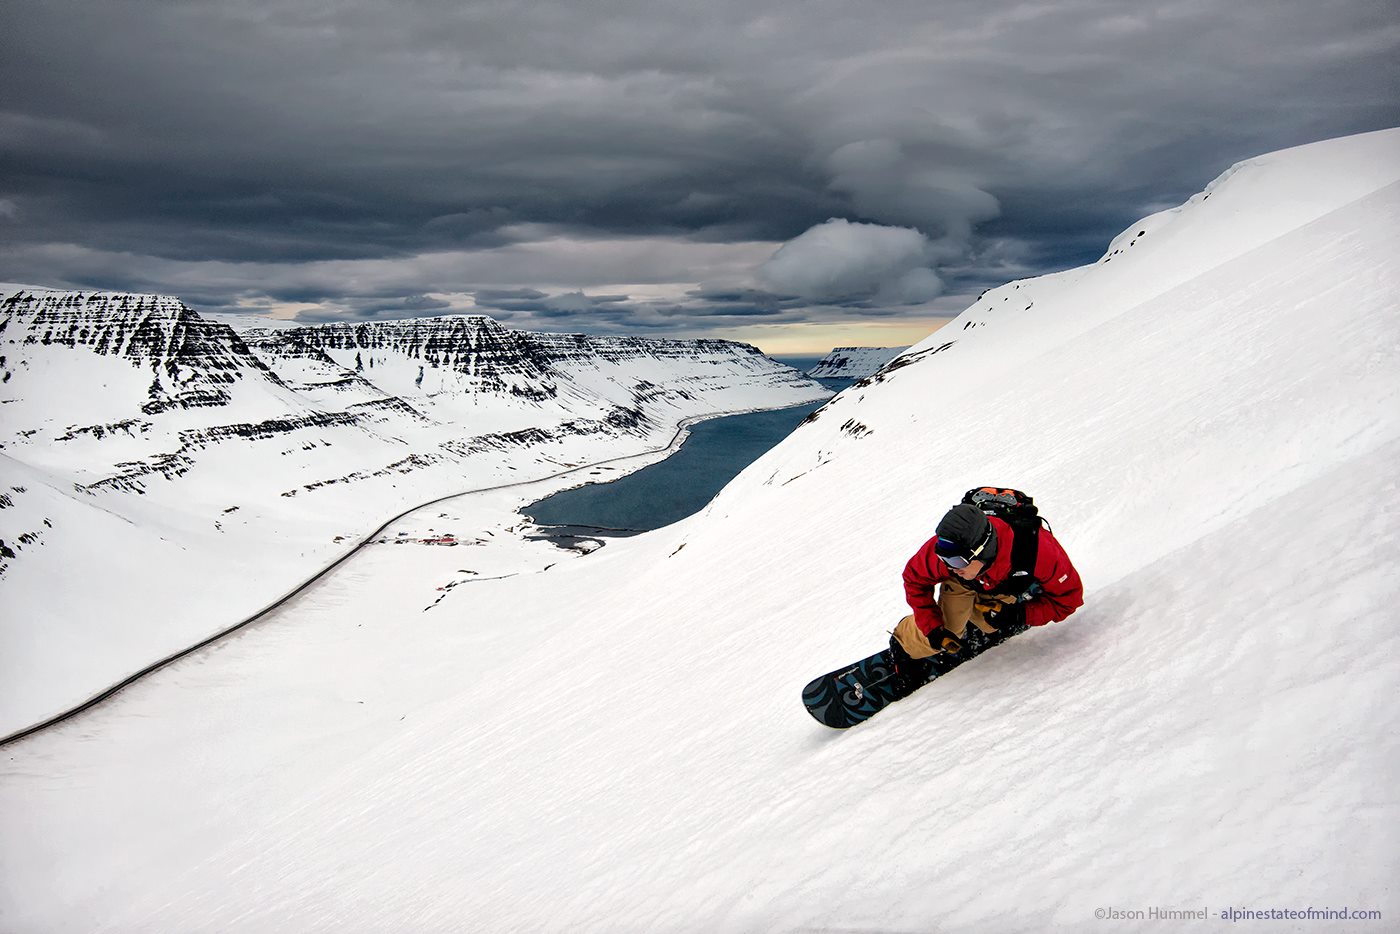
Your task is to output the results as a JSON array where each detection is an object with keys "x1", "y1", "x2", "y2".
[{"x1": 1002, "y1": 516, "x2": 1042, "y2": 597}]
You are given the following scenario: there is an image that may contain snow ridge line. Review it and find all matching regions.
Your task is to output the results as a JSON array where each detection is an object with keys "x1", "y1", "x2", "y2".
[{"x1": 0, "y1": 398, "x2": 824, "y2": 749}]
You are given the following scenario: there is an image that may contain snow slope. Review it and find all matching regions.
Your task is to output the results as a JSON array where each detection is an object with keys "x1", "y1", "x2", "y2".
[
  {"x1": 2, "y1": 129, "x2": 1398, "y2": 933},
  {"x1": 806, "y1": 345, "x2": 908, "y2": 378}
]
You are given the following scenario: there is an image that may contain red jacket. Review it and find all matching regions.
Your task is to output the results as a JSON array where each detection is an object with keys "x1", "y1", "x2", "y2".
[{"x1": 903, "y1": 516, "x2": 1083, "y2": 634}]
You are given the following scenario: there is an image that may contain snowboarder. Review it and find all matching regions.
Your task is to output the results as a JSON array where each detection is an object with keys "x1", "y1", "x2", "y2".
[
  {"x1": 801, "y1": 488, "x2": 1083, "y2": 728},
  {"x1": 888, "y1": 493, "x2": 1084, "y2": 698}
]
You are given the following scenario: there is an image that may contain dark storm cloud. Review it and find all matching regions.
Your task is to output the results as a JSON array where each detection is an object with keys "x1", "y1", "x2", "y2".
[
  {"x1": 294, "y1": 294, "x2": 454, "y2": 323},
  {"x1": 472, "y1": 291, "x2": 631, "y2": 314},
  {"x1": 464, "y1": 285, "x2": 806, "y2": 335},
  {"x1": 1, "y1": 0, "x2": 1396, "y2": 333}
]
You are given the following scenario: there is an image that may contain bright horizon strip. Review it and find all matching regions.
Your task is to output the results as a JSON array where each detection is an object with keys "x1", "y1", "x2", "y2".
[
  {"x1": 247, "y1": 304, "x2": 960, "y2": 356},
  {"x1": 710, "y1": 316, "x2": 957, "y2": 355}
]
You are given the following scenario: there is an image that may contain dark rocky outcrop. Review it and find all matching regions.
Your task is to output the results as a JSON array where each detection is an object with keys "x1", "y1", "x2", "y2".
[
  {"x1": 3, "y1": 291, "x2": 825, "y2": 502},
  {"x1": 1, "y1": 289, "x2": 287, "y2": 415}
]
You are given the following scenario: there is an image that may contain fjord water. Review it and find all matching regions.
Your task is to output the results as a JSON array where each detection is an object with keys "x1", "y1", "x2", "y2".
[{"x1": 524, "y1": 395, "x2": 838, "y2": 531}]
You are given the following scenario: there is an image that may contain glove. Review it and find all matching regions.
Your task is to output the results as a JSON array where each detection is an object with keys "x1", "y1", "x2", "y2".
[
  {"x1": 1014, "y1": 582, "x2": 1044, "y2": 604},
  {"x1": 982, "y1": 602, "x2": 1026, "y2": 632},
  {"x1": 930, "y1": 627, "x2": 965, "y2": 655}
]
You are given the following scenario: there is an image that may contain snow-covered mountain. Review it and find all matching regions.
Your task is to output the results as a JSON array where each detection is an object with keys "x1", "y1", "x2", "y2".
[
  {"x1": 805, "y1": 345, "x2": 909, "y2": 378},
  {"x1": 0, "y1": 296, "x2": 827, "y2": 732},
  {"x1": 2, "y1": 129, "x2": 1398, "y2": 933}
]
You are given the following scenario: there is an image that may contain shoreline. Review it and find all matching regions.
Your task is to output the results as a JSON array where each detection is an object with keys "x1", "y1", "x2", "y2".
[{"x1": 517, "y1": 395, "x2": 835, "y2": 544}]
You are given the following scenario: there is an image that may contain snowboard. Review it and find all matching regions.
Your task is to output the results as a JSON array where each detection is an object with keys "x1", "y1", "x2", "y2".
[
  {"x1": 801, "y1": 648, "x2": 905, "y2": 729},
  {"x1": 802, "y1": 618, "x2": 1029, "y2": 729}
]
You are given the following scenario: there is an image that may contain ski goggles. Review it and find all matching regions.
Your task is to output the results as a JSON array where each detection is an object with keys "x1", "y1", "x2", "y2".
[{"x1": 935, "y1": 529, "x2": 992, "y2": 569}]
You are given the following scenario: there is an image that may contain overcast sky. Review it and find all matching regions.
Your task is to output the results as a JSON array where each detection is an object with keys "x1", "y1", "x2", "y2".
[{"x1": 2, "y1": 0, "x2": 1396, "y2": 351}]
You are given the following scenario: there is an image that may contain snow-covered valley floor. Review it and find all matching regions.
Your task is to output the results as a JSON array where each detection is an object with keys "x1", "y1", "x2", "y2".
[{"x1": 2, "y1": 130, "x2": 1398, "y2": 933}]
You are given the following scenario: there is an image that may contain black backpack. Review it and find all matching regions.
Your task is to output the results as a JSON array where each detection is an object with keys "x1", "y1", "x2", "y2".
[{"x1": 961, "y1": 487, "x2": 1049, "y2": 595}]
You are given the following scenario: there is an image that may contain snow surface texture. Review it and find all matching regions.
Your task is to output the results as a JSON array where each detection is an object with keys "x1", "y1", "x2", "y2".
[
  {"x1": 3, "y1": 128, "x2": 1399, "y2": 933},
  {"x1": 0, "y1": 302, "x2": 828, "y2": 733},
  {"x1": 805, "y1": 345, "x2": 908, "y2": 378}
]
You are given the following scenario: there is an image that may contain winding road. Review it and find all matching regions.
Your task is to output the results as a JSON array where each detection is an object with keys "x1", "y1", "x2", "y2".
[{"x1": 0, "y1": 399, "x2": 827, "y2": 748}]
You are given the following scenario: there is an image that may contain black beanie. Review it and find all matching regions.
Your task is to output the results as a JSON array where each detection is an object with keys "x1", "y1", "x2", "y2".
[{"x1": 935, "y1": 504, "x2": 998, "y2": 562}]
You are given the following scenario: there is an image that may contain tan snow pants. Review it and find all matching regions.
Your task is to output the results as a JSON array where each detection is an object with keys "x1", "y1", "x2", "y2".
[{"x1": 892, "y1": 578, "x2": 1017, "y2": 658}]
